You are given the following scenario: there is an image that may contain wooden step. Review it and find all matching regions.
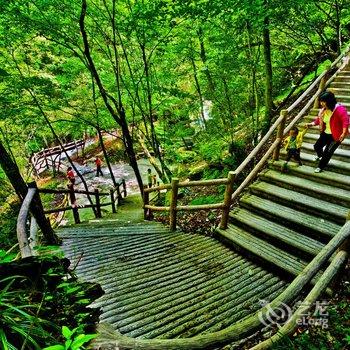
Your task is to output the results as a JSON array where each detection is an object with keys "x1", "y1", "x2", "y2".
[
  {"x1": 249, "y1": 181, "x2": 347, "y2": 224},
  {"x1": 303, "y1": 133, "x2": 350, "y2": 150},
  {"x1": 328, "y1": 88, "x2": 350, "y2": 96},
  {"x1": 259, "y1": 169, "x2": 350, "y2": 207},
  {"x1": 306, "y1": 107, "x2": 350, "y2": 117},
  {"x1": 280, "y1": 150, "x2": 350, "y2": 175},
  {"x1": 301, "y1": 142, "x2": 350, "y2": 163},
  {"x1": 240, "y1": 193, "x2": 340, "y2": 240},
  {"x1": 330, "y1": 81, "x2": 350, "y2": 89},
  {"x1": 229, "y1": 208, "x2": 325, "y2": 257},
  {"x1": 269, "y1": 161, "x2": 350, "y2": 191},
  {"x1": 216, "y1": 225, "x2": 322, "y2": 284}
]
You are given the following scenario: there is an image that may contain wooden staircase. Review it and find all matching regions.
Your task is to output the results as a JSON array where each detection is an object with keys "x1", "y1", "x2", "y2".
[
  {"x1": 216, "y1": 71, "x2": 350, "y2": 293},
  {"x1": 56, "y1": 67, "x2": 350, "y2": 349}
]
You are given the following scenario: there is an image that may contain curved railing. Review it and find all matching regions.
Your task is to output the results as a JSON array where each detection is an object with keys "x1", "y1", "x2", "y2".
[
  {"x1": 93, "y1": 219, "x2": 350, "y2": 349},
  {"x1": 16, "y1": 187, "x2": 37, "y2": 258},
  {"x1": 38, "y1": 179, "x2": 127, "y2": 224}
]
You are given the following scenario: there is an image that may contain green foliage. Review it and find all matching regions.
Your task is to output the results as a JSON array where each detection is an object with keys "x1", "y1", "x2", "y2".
[
  {"x1": 0, "y1": 257, "x2": 102, "y2": 349},
  {"x1": 43, "y1": 325, "x2": 97, "y2": 350},
  {"x1": 0, "y1": 275, "x2": 56, "y2": 350},
  {"x1": 190, "y1": 194, "x2": 222, "y2": 205},
  {"x1": 0, "y1": 194, "x2": 20, "y2": 250},
  {"x1": 0, "y1": 249, "x2": 17, "y2": 263}
]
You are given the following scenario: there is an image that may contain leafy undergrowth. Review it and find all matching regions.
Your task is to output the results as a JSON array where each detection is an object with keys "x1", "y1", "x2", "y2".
[
  {"x1": 0, "y1": 255, "x2": 103, "y2": 349},
  {"x1": 269, "y1": 261, "x2": 350, "y2": 350},
  {"x1": 154, "y1": 186, "x2": 222, "y2": 235}
]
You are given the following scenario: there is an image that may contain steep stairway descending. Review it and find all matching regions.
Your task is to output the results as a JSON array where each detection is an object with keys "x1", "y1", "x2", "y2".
[
  {"x1": 58, "y1": 220, "x2": 288, "y2": 340},
  {"x1": 216, "y1": 72, "x2": 350, "y2": 288}
]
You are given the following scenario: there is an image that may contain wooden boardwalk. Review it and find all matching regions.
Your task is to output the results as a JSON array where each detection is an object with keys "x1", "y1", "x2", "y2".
[{"x1": 57, "y1": 70, "x2": 350, "y2": 349}]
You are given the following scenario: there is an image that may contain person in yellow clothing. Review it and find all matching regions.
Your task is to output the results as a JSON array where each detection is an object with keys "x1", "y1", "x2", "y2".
[{"x1": 281, "y1": 125, "x2": 308, "y2": 171}]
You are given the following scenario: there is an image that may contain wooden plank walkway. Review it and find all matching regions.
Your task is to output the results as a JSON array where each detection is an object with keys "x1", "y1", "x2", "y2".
[{"x1": 58, "y1": 220, "x2": 287, "y2": 340}]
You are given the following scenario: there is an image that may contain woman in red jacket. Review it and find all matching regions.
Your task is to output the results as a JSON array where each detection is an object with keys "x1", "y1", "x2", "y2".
[{"x1": 307, "y1": 91, "x2": 349, "y2": 173}]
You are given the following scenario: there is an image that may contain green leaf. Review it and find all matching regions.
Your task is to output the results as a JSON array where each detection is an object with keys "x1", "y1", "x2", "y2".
[
  {"x1": 62, "y1": 326, "x2": 72, "y2": 340},
  {"x1": 64, "y1": 339, "x2": 73, "y2": 349},
  {"x1": 71, "y1": 334, "x2": 97, "y2": 350},
  {"x1": 42, "y1": 345, "x2": 65, "y2": 350}
]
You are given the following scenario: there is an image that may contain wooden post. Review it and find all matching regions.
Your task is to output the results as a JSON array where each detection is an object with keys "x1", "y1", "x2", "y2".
[
  {"x1": 110, "y1": 188, "x2": 116, "y2": 213},
  {"x1": 313, "y1": 76, "x2": 326, "y2": 109},
  {"x1": 122, "y1": 179, "x2": 127, "y2": 197},
  {"x1": 116, "y1": 184, "x2": 122, "y2": 205},
  {"x1": 169, "y1": 178, "x2": 179, "y2": 231},
  {"x1": 44, "y1": 150, "x2": 49, "y2": 170},
  {"x1": 219, "y1": 172, "x2": 236, "y2": 230},
  {"x1": 143, "y1": 185, "x2": 150, "y2": 220},
  {"x1": 28, "y1": 182, "x2": 58, "y2": 240},
  {"x1": 273, "y1": 109, "x2": 288, "y2": 161},
  {"x1": 338, "y1": 212, "x2": 350, "y2": 253},
  {"x1": 68, "y1": 185, "x2": 80, "y2": 224},
  {"x1": 95, "y1": 189, "x2": 102, "y2": 218}
]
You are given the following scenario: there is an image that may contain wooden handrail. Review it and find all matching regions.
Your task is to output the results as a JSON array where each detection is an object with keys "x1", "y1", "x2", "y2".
[
  {"x1": 144, "y1": 178, "x2": 228, "y2": 193},
  {"x1": 39, "y1": 179, "x2": 127, "y2": 223},
  {"x1": 93, "y1": 220, "x2": 350, "y2": 349},
  {"x1": 142, "y1": 46, "x2": 350, "y2": 230},
  {"x1": 38, "y1": 188, "x2": 110, "y2": 196},
  {"x1": 17, "y1": 188, "x2": 36, "y2": 258},
  {"x1": 229, "y1": 47, "x2": 350, "y2": 203}
]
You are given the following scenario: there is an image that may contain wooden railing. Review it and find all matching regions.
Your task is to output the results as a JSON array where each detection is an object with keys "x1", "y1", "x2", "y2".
[
  {"x1": 17, "y1": 187, "x2": 37, "y2": 258},
  {"x1": 38, "y1": 179, "x2": 127, "y2": 224},
  {"x1": 105, "y1": 218, "x2": 350, "y2": 350},
  {"x1": 31, "y1": 139, "x2": 85, "y2": 175},
  {"x1": 230, "y1": 45, "x2": 350, "y2": 205},
  {"x1": 143, "y1": 44, "x2": 350, "y2": 231},
  {"x1": 144, "y1": 174, "x2": 235, "y2": 231}
]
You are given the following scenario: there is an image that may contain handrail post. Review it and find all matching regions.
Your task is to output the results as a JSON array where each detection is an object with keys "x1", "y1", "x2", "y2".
[
  {"x1": 313, "y1": 76, "x2": 327, "y2": 109},
  {"x1": 17, "y1": 188, "x2": 36, "y2": 258},
  {"x1": 273, "y1": 110, "x2": 288, "y2": 161},
  {"x1": 116, "y1": 183, "x2": 122, "y2": 205},
  {"x1": 169, "y1": 178, "x2": 179, "y2": 231},
  {"x1": 219, "y1": 172, "x2": 236, "y2": 230},
  {"x1": 68, "y1": 185, "x2": 80, "y2": 224},
  {"x1": 122, "y1": 179, "x2": 127, "y2": 197},
  {"x1": 143, "y1": 185, "x2": 150, "y2": 220},
  {"x1": 338, "y1": 212, "x2": 350, "y2": 253},
  {"x1": 110, "y1": 188, "x2": 116, "y2": 213},
  {"x1": 94, "y1": 188, "x2": 102, "y2": 218}
]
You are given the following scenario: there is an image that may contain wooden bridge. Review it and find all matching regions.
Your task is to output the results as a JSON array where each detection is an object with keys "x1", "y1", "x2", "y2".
[{"x1": 17, "y1": 48, "x2": 350, "y2": 349}]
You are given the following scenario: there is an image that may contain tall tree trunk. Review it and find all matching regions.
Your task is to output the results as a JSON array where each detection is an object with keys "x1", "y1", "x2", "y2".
[
  {"x1": 335, "y1": 0, "x2": 342, "y2": 54},
  {"x1": 190, "y1": 54, "x2": 207, "y2": 129},
  {"x1": 197, "y1": 27, "x2": 215, "y2": 97},
  {"x1": 0, "y1": 141, "x2": 58, "y2": 244},
  {"x1": 97, "y1": 127, "x2": 118, "y2": 187},
  {"x1": 137, "y1": 133, "x2": 169, "y2": 184},
  {"x1": 262, "y1": 8, "x2": 274, "y2": 133},
  {"x1": 80, "y1": 0, "x2": 144, "y2": 196},
  {"x1": 11, "y1": 52, "x2": 98, "y2": 217},
  {"x1": 119, "y1": 107, "x2": 144, "y2": 193}
]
